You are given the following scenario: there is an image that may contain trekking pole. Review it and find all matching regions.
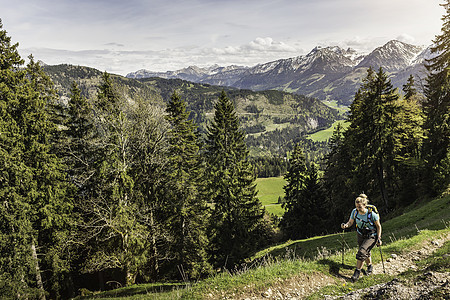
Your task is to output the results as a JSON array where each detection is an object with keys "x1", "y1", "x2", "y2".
[
  {"x1": 378, "y1": 244, "x2": 386, "y2": 273},
  {"x1": 341, "y1": 229, "x2": 345, "y2": 266}
]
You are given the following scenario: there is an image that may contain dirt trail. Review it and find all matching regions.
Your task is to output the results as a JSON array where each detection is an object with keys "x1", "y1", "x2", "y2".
[
  {"x1": 220, "y1": 232, "x2": 450, "y2": 300},
  {"x1": 371, "y1": 233, "x2": 449, "y2": 277}
]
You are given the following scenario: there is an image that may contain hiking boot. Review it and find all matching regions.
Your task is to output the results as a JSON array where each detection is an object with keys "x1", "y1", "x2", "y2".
[
  {"x1": 351, "y1": 269, "x2": 361, "y2": 282},
  {"x1": 366, "y1": 264, "x2": 373, "y2": 275}
]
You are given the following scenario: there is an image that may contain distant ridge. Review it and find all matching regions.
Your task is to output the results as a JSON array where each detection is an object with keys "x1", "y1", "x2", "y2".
[{"x1": 127, "y1": 40, "x2": 430, "y2": 105}]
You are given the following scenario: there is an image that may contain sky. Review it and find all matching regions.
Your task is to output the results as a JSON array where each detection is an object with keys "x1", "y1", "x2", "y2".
[{"x1": 0, "y1": 0, "x2": 445, "y2": 76}]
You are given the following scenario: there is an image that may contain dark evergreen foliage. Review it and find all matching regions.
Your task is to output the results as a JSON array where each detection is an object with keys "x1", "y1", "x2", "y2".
[
  {"x1": 423, "y1": 0, "x2": 450, "y2": 195},
  {"x1": 161, "y1": 92, "x2": 212, "y2": 279},
  {"x1": 403, "y1": 74, "x2": 417, "y2": 100},
  {"x1": 322, "y1": 66, "x2": 427, "y2": 231},
  {"x1": 344, "y1": 68, "x2": 401, "y2": 209},
  {"x1": 251, "y1": 156, "x2": 289, "y2": 178},
  {"x1": 204, "y1": 91, "x2": 267, "y2": 268},
  {"x1": 0, "y1": 21, "x2": 75, "y2": 298},
  {"x1": 280, "y1": 145, "x2": 327, "y2": 239},
  {"x1": 322, "y1": 123, "x2": 354, "y2": 227}
]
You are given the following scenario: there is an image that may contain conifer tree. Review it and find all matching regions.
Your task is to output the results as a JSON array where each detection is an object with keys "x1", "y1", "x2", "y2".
[
  {"x1": 395, "y1": 78, "x2": 424, "y2": 202},
  {"x1": 162, "y1": 92, "x2": 211, "y2": 279},
  {"x1": 0, "y1": 21, "x2": 74, "y2": 298},
  {"x1": 280, "y1": 144, "x2": 308, "y2": 239},
  {"x1": 0, "y1": 19, "x2": 34, "y2": 298},
  {"x1": 64, "y1": 82, "x2": 95, "y2": 189},
  {"x1": 25, "y1": 56, "x2": 76, "y2": 299},
  {"x1": 403, "y1": 74, "x2": 417, "y2": 100},
  {"x1": 302, "y1": 163, "x2": 327, "y2": 236},
  {"x1": 204, "y1": 91, "x2": 264, "y2": 267},
  {"x1": 322, "y1": 123, "x2": 353, "y2": 227},
  {"x1": 423, "y1": 0, "x2": 450, "y2": 195},
  {"x1": 345, "y1": 67, "x2": 400, "y2": 209}
]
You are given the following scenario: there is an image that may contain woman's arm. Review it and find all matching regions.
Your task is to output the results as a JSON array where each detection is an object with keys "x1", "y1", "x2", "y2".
[
  {"x1": 341, "y1": 217, "x2": 354, "y2": 229},
  {"x1": 375, "y1": 220, "x2": 382, "y2": 245}
]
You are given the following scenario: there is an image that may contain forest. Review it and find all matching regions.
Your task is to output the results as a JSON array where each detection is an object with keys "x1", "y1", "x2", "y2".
[{"x1": 0, "y1": 3, "x2": 449, "y2": 299}]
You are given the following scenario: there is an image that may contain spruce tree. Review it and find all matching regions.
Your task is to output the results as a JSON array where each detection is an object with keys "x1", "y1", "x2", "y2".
[
  {"x1": 0, "y1": 21, "x2": 74, "y2": 298},
  {"x1": 280, "y1": 144, "x2": 308, "y2": 239},
  {"x1": 163, "y1": 92, "x2": 211, "y2": 279},
  {"x1": 0, "y1": 19, "x2": 33, "y2": 298},
  {"x1": 345, "y1": 67, "x2": 400, "y2": 209},
  {"x1": 24, "y1": 56, "x2": 76, "y2": 299},
  {"x1": 322, "y1": 123, "x2": 353, "y2": 227},
  {"x1": 204, "y1": 91, "x2": 264, "y2": 268},
  {"x1": 403, "y1": 74, "x2": 417, "y2": 100},
  {"x1": 395, "y1": 80, "x2": 424, "y2": 202},
  {"x1": 423, "y1": 0, "x2": 450, "y2": 195},
  {"x1": 64, "y1": 82, "x2": 95, "y2": 189}
]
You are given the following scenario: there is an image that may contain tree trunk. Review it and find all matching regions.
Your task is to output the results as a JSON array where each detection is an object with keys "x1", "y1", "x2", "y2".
[
  {"x1": 377, "y1": 160, "x2": 389, "y2": 209},
  {"x1": 125, "y1": 264, "x2": 136, "y2": 286},
  {"x1": 98, "y1": 271, "x2": 105, "y2": 291},
  {"x1": 31, "y1": 241, "x2": 46, "y2": 300},
  {"x1": 150, "y1": 207, "x2": 160, "y2": 276}
]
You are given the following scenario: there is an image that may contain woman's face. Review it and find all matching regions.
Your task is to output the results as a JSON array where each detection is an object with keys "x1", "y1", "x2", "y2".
[{"x1": 355, "y1": 201, "x2": 365, "y2": 211}]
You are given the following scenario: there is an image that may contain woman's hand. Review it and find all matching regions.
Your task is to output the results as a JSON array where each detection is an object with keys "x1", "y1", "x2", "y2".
[
  {"x1": 377, "y1": 237, "x2": 382, "y2": 246},
  {"x1": 341, "y1": 219, "x2": 353, "y2": 229}
]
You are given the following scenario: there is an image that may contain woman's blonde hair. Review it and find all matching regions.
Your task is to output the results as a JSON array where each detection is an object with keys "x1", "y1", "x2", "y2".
[{"x1": 355, "y1": 194, "x2": 369, "y2": 206}]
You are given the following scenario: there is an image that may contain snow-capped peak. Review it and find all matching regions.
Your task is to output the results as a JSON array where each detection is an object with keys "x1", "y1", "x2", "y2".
[{"x1": 357, "y1": 40, "x2": 426, "y2": 71}]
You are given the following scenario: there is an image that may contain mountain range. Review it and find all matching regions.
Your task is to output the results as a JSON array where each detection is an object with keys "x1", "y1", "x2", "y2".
[
  {"x1": 127, "y1": 40, "x2": 431, "y2": 106},
  {"x1": 42, "y1": 64, "x2": 340, "y2": 158}
]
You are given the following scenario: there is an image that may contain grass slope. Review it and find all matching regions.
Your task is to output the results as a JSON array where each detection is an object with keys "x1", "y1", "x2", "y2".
[
  {"x1": 75, "y1": 195, "x2": 450, "y2": 300},
  {"x1": 255, "y1": 176, "x2": 286, "y2": 216},
  {"x1": 306, "y1": 120, "x2": 349, "y2": 142}
]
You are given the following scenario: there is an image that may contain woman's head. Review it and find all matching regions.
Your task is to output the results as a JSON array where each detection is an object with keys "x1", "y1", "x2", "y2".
[{"x1": 355, "y1": 196, "x2": 369, "y2": 207}]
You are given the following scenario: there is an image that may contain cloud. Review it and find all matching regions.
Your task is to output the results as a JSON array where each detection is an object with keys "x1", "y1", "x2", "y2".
[
  {"x1": 396, "y1": 34, "x2": 416, "y2": 45},
  {"x1": 210, "y1": 37, "x2": 300, "y2": 56},
  {"x1": 104, "y1": 42, "x2": 125, "y2": 48},
  {"x1": 325, "y1": 36, "x2": 397, "y2": 53},
  {"x1": 18, "y1": 36, "x2": 305, "y2": 75}
]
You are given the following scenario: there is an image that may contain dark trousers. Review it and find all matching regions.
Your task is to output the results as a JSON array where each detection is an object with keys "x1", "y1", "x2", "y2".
[{"x1": 356, "y1": 233, "x2": 377, "y2": 261}]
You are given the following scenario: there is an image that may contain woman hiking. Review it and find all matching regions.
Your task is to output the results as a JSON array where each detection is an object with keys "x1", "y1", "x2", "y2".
[{"x1": 341, "y1": 194, "x2": 382, "y2": 282}]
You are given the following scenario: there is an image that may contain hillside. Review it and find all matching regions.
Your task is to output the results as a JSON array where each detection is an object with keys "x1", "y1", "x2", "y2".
[
  {"x1": 74, "y1": 195, "x2": 450, "y2": 299},
  {"x1": 43, "y1": 64, "x2": 341, "y2": 158}
]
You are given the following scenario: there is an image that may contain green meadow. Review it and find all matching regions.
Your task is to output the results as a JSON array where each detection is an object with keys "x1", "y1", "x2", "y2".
[
  {"x1": 255, "y1": 176, "x2": 286, "y2": 216},
  {"x1": 307, "y1": 120, "x2": 350, "y2": 142}
]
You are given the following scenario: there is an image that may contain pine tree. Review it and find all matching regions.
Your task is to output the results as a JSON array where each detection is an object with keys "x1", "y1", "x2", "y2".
[
  {"x1": 280, "y1": 144, "x2": 308, "y2": 239},
  {"x1": 322, "y1": 122, "x2": 353, "y2": 227},
  {"x1": 26, "y1": 56, "x2": 77, "y2": 299},
  {"x1": 0, "y1": 21, "x2": 74, "y2": 298},
  {"x1": 303, "y1": 163, "x2": 327, "y2": 236},
  {"x1": 423, "y1": 0, "x2": 450, "y2": 195},
  {"x1": 204, "y1": 91, "x2": 264, "y2": 267},
  {"x1": 395, "y1": 82, "x2": 425, "y2": 202},
  {"x1": 0, "y1": 19, "x2": 33, "y2": 297},
  {"x1": 403, "y1": 74, "x2": 417, "y2": 100},
  {"x1": 64, "y1": 82, "x2": 95, "y2": 189},
  {"x1": 345, "y1": 67, "x2": 401, "y2": 209},
  {"x1": 162, "y1": 92, "x2": 211, "y2": 279}
]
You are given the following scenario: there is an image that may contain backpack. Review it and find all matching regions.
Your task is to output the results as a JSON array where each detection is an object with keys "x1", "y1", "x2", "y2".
[{"x1": 353, "y1": 204, "x2": 379, "y2": 227}]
